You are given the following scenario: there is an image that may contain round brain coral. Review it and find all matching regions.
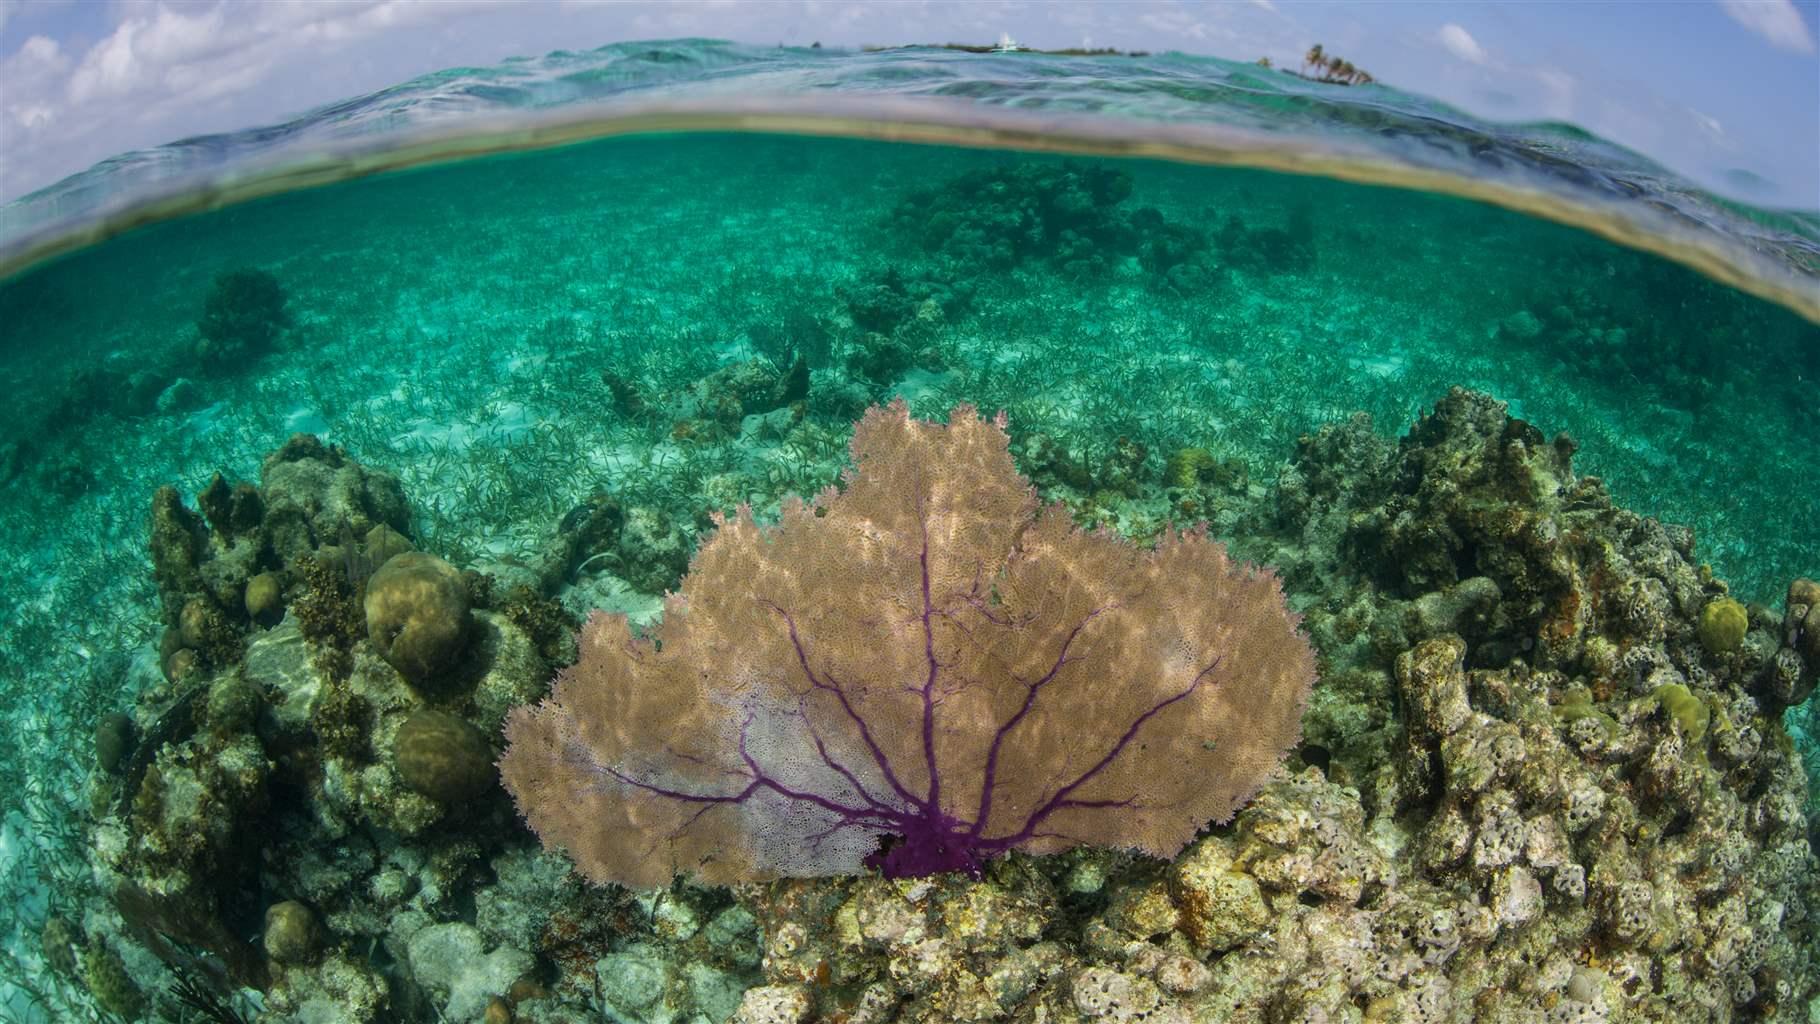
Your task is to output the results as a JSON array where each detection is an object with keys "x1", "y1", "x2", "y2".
[
  {"x1": 365, "y1": 552, "x2": 471, "y2": 688},
  {"x1": 394, "y1": 708, "x2": 495, "y2": 804}
]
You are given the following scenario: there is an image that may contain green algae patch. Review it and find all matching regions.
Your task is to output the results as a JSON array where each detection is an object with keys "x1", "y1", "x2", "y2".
[
  {"x1": 82, "y1": 943, "x2": 145, "y2": 1019},
  {"x1": 1651, "y1": 683, "x2": 1709, "y2": 745},
  {"x1": 1553, "y1": 685, "x2": 1619, "y2": 743},
  {"x1": 1165, "y1": 447, "x2": 1218, "y2": 489}
]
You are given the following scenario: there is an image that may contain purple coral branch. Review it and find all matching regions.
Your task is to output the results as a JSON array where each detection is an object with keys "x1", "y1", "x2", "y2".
[
  {"x1": 730, "y1": 713, "x2": 896, "y2": 825},
  {"x1": 767, "y1": 600, "x2": 927, "y2": 811},
  {"x1": 593, "y1": 711, "x2": 896, "y2": 842},
  {"x1": 956, "y1": 565, "x2": 1008, "y2": 626},
  {"x1": 600, "y1": 762, "x2": 762, "y2": 808},
  {"x1": 980, "y1": 655, "x2": 1224, "y2": 854},
  {"x1": 797, "y1": 701, "x2": 899, "y2": 815},
  {"x1": 916, "y1": 503, "x2": 944, "y2": 814},
  {"x1": 967, "y1": 610, "x2": 1104, "y2": 838}
]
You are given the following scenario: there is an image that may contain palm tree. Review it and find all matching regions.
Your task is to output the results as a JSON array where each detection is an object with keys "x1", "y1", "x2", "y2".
[{"x1": 1303, "y1": 44, "x2": 1324, "y2": 76}]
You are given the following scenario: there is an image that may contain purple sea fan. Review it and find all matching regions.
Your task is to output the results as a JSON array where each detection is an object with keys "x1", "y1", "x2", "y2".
[{"x1": 499, "y1": 401, "x2": 1315, "y2": 887}]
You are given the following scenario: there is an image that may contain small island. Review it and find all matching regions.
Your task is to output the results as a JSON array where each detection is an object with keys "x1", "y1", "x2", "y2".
[
  {"x1": 1294, "y1": 43, "x2": 1375, "y2": 85},
  {"x1": 856, "y1": 39, "x2": 1370, "y2": 86},
  {"x1": 863, "y1": 38, "x2": 1152, "y2": 57}
]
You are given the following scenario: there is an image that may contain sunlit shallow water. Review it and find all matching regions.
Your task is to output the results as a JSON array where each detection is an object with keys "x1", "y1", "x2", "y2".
[{"x1": 0, "y1": 41, "x2": 1816, "y2": 1024}]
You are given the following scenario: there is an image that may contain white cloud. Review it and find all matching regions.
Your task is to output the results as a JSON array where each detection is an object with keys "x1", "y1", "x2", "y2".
[
  {"x1": 65, "y1": 1, "x2": 486, "y2": 106},
  {"x1": 67, "y1": 16, "x2": 145, "y2": 104},
  {"x1": 1718, "y1": 0, "x2": 1816, "y2": 53},
  {"x1": 1436, "y1": 23, "x2": 1486, "y2": 64},
  {"x1": 13, "y1": 34, "x2": 64, "y2": 69},
  {"x1": 2, "y1": 35, "x2": 70, "y2": 129},
  {"x1": 0, "y1": 1, "x2": 518, "y2": 201}
]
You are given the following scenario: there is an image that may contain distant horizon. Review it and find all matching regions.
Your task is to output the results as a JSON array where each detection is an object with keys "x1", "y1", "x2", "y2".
[
  {"x1": 0, "y1": 1, "x2": 1815, "y2": 209},
  {"x1": 0, "y1": 41, "x2": 1718, "y2": 204}
]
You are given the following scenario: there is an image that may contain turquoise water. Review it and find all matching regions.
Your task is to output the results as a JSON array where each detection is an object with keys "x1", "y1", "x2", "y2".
[{"x1": 0, "y1": 40, "x2": 1815, "y2": 1024}]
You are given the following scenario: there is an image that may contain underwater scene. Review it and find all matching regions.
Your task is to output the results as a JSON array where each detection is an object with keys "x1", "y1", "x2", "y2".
[{"x1": 0, "y1": 39, "x2": 1816, "y2": 1024}]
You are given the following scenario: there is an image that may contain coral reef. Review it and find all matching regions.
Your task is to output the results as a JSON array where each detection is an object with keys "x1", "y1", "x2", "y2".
[
  {"x1": 886, "y1": 160, "x2": 1314, "y2": 290},
  {"x1": 653, "y1": 390, "x2": 1817, "y2": 1024},
  {"x1": 84, "y1": 438, "x2": 555, "y2": 1023},
  {"x1": 393, "y1": 708, "x2": 497, "y2": 804},
  {"x1": 147, "y1": 434, "x2": 412, "y2": 681},
  {"x1": 195, "y1": 267, "x2": 291, "y2": 370},
  {"x1": 892, "y1": 161, "x2": 1140, "y2": 277},
  {"x1": 839, "y1": 266, "x2": 970, "y2": 339},
  {"x1": 1215, "y1": 208, "x2": 1316, "y2": 276},
  {"x1": 1240, "y1": 388, "x2": 1817, "y2": 1020},
  {"x1": 0, "y1": 266, "x2": 295, "y2": 489},
  {"x1": 73, "y1": 390, "x2": 1816, "y2": 1024},
  {"x1": 1493, "y1": 256, "x2": 1819, "y2": 417},
  {"x1": 670, "y1": 356, "x2": 813, "y2": 442}
]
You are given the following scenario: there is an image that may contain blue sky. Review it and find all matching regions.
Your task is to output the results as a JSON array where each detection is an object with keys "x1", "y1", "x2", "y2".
[{"x1": 0, "y1": 0, "x2": 1815, "y2": 208}]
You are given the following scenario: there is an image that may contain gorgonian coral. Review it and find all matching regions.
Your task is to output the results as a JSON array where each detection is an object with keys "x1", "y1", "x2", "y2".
[{"x1": 500, "y1": 402, "x2": 1314, "y2": 886}]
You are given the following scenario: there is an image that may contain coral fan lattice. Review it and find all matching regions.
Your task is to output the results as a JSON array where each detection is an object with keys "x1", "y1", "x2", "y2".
[{"x1": 501, "y1": 402, "x2": 1315, "y2": 886}]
